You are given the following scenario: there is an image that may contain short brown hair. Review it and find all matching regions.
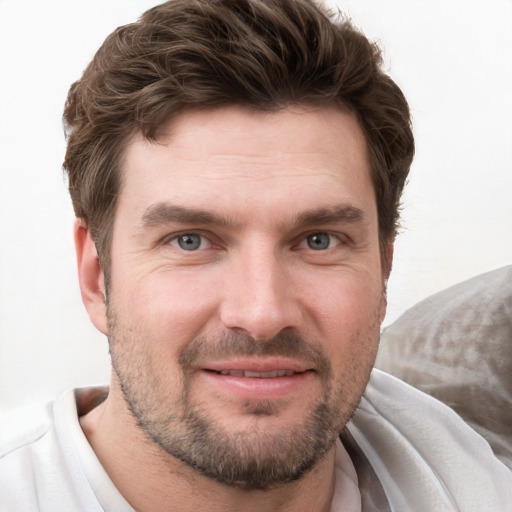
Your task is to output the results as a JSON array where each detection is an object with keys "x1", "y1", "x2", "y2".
[{"x1": 63, "y1": 0, "x2": 414, "y2": 278}]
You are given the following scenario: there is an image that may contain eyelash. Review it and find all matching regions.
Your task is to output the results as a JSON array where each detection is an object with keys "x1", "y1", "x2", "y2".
[
  {"x1": 296, "y1": 232, "x2": 344, "y2": 251},
  {"x1": 164, "y1": 231, "x2": 346, "y2": 252},
  {"x1": 167, "y1": 232, "x2": 214, "y2": 251}
]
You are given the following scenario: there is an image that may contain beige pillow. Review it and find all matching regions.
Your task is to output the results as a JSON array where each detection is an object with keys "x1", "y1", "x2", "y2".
[{"x1": 376, "y1": 265, "x2": 512, "y2": 469}]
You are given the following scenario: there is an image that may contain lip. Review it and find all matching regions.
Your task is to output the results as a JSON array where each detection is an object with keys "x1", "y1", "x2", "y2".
[
  {"x1": 202, "y1": 357, "x2": 313, "y2": 374},
  {"x1": 199, "y1": 357, "x2": 315, "y2": 401}
]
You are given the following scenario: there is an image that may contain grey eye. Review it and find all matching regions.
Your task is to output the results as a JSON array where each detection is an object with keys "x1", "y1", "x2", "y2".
[
  {"x1": 306, "y1": 232, "x2": 331, "y2": 250},
  {"x1": 176, "y1": 234, "x2": 202, "y2": 251},
  {"x1": 168, "y1": 233, "x2": 213, "y2": 252}
]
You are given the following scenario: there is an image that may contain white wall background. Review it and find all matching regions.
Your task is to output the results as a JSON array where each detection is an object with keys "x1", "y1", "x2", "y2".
[{"x1": 1, "y1": 0, "x2": 511, "y2": 412}]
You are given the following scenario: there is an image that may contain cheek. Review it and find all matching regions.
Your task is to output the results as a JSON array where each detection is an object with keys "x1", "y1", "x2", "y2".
[
  {"x1": 111, "y1": 269, "x2": 221, "y2": 343},
  {"x1": 311, "y1": 271, "x2": 384, "y2": 358},
  {"x1": 308, "y1": 265, "x2": 384, "y2": 322}
]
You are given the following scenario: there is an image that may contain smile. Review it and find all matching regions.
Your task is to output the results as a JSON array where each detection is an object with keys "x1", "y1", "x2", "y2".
[{"x1": 200, "y1": 363, "x2": 314, "y2": 401}]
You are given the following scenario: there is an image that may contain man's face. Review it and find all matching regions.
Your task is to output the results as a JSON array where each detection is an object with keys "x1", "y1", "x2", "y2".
[{"x1": 105, "y1": 106, "x2": 387, "y2": 489}]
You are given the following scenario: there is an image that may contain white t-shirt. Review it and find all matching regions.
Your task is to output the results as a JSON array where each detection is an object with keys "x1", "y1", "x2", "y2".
[{"x1": 1, "y1": 369, "x2": 511, "y2": 511}]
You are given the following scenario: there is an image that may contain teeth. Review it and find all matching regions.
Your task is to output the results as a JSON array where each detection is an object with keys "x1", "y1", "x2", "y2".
[
  {"x1": 219, "y1": 370, "x2": 244, "y2": 376},
  {"x1": 218, "y1": 370, "x2": 295, "y2": 378}
]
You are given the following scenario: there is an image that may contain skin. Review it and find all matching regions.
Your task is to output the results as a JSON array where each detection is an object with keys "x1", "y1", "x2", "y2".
[{"x1": 77, "y1": 105, "x2": 391, "y2": 512}]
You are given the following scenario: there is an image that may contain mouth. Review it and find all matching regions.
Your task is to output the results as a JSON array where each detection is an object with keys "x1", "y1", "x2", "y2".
[
  {"x1": 199, "y1": 359, "x2": 315, "y2": 401},
  {"x1": 202, "y1": 357, "x2": 313, "y2": 376},
  {"x1": 209, "y1": 369, "x2": 298, "y2": 378}
]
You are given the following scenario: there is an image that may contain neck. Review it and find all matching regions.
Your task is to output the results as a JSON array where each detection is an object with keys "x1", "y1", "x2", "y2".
[{"x1": 79, "y1": 381, "x2": 337, "y2": 512}]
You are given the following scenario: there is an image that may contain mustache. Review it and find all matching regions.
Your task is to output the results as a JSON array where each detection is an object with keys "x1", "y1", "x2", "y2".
[{"x1": 178, "y1": 328, "x2": 332, "y2": 375}]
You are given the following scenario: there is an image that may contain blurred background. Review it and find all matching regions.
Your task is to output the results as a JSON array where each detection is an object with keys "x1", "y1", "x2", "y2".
[{"x1": 1, "y1": 0, "x2": 511, "y2": 411}]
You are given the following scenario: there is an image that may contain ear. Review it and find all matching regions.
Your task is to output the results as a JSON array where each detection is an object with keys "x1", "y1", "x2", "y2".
[
  {"x1": 380, "y1": 239, "x2": 395, "y2": 323},
  {"x1": 74, "y1": 219, "x2": 108, "y2": 335}
]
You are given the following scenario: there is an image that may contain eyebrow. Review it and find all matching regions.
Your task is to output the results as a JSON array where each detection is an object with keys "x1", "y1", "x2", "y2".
[
  {"x1": 140, "y1": 204, "x2": 239, "y2": 228},
  {"x1": 294, "y1": 204, "x2": 365, "y2": 228},
  {"x1": 139, "y1": 202, "x2": 365, "y2": 230}
]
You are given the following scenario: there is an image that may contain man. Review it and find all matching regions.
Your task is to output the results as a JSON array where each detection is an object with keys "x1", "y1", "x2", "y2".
[{"x1": 0, "y1": 0, "x2": 510, "y2": 510}]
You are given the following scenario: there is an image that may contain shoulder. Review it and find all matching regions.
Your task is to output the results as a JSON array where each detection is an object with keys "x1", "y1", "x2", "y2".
[
  {"x1": 1, "y1": 399, "x2": 54, "y2": 457},
  {"x1": 0, "y1": 389, "x2": 104, "y2": 512},
  {"x1": 347, "y1": 369, "x2": 512, "y2": 511},
  {"x1": 0, "y1": 398, "x2": 58, "y2": 511}
]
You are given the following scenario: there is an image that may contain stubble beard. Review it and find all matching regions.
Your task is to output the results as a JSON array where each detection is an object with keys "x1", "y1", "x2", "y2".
[{"x1": 107, "y1": 312, "x2": 379, "y2": 490}]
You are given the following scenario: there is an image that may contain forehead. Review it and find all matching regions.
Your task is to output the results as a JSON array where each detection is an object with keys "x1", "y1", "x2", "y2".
[{"x1": 119, "y1": 106, "x2": 374, "y2": 223}]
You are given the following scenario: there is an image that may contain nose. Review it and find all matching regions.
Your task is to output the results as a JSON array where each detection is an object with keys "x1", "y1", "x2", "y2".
[{"x1": 219, "y1": 245, "x2": 303, "y2": 340}]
